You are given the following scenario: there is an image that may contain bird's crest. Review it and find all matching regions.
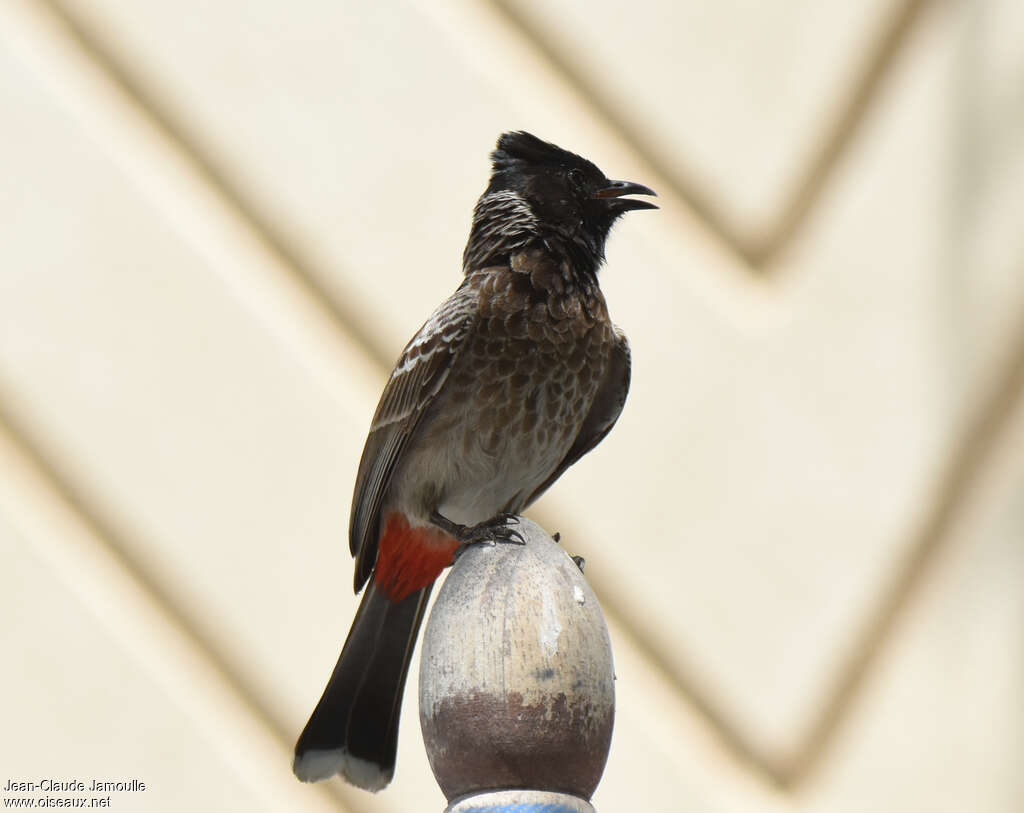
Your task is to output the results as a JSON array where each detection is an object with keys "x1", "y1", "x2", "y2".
[{"x1": 491, "y1": 131, "x2": 598, "y2": 176}]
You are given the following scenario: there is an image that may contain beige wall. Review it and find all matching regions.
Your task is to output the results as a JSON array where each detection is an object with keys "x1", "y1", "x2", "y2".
[{"x1": 1, "y1": 1, "x2": 1022, "y2": 810}]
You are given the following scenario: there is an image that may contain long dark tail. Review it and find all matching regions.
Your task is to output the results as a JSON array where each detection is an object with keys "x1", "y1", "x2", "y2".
[{"x1": 293, "y1": 583, "x2": 431, "y2": 790}]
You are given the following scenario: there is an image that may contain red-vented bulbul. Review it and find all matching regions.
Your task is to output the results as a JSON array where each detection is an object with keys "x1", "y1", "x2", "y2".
[{"x1": 293, "y1": 131, "x2": 656, "y2": 790}]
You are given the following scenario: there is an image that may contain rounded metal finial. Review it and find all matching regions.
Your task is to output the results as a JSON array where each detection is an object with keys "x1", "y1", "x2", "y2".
[{"x1": 419, "y1": 517, "x2": 614, "y2": 809}]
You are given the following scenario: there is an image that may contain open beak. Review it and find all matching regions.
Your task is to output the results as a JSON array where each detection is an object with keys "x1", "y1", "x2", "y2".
[{"x1": 592, "y1": 179, "x2": 658, "y2": 211}]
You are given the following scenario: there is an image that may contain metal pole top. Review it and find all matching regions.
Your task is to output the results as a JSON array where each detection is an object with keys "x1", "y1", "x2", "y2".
[{"x1": 419, "y1": 518, "x2": 614, "y2": 810}]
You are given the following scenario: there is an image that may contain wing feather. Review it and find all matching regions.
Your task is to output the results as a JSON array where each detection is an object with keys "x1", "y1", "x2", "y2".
[{"x1": 349, "y1": 283, "x2": 477, "y2": 591}]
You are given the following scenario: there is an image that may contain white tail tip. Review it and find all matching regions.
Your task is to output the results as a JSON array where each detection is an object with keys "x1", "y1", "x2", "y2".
[{"x1": 293, "y1": 748, "x2": 391, "y2": 791}]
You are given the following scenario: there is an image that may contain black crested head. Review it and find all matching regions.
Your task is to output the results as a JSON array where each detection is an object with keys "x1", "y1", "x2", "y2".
[
  {"x1": 463, "y1": 131, "x2": 656, "y2": 274},
  {"x1": 489, "y1": 131, "x2": 596, "y2": 176}
]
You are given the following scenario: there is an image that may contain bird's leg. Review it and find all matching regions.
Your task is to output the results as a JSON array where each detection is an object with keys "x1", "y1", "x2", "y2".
[{"x1": 431, "y1": 511, "x2": 526, "y2": 563}]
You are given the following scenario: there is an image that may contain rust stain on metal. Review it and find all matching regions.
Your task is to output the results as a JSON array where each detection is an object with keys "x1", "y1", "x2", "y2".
[{"x1": 422, "y1": 688, "x2": 614, "y2": 800}]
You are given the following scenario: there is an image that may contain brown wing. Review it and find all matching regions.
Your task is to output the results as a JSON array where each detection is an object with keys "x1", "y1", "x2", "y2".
[
  {"x1": 521, "y1": 327, "x2": 631, "y2": 508},
  {"x1": 349, "y1": 282, "x2": 477, "y2": 592}
]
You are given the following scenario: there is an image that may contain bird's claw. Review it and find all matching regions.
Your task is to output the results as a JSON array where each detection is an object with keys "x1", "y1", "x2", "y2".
[
  {"x1": 469, "y1": 513, "x2": 525, "y2": 546},
  {"x1": 451, "y1": 514, "x2": 525, "y2": 560},
  {"x1": 489, "y1": 523, "x2": 526, "y2": 546}
]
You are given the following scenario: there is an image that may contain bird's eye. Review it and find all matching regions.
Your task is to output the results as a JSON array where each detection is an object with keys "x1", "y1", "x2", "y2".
[{"x1": 568, "y1": 169, "x2": 586, "y2": 188}]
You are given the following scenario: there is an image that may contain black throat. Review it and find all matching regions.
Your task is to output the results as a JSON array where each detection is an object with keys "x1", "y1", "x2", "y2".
[{"x1": 462, "y1": 190, "x2": 604, "y2": 279}]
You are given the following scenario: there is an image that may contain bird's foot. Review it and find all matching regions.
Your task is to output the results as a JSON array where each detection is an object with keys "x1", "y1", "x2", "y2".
[{"x1": 432, "y1": 512, "x2": 525, "y2": 563}]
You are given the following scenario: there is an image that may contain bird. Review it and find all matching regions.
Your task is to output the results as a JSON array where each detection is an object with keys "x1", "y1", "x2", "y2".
[{"x1": 293, "y1": 130, "x2": 656, "y2": 791}]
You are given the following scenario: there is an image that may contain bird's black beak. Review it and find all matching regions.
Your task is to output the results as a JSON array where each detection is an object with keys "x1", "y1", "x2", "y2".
[{"x1": 592, "y1": 179, "x2": 658, "y2": 212}]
